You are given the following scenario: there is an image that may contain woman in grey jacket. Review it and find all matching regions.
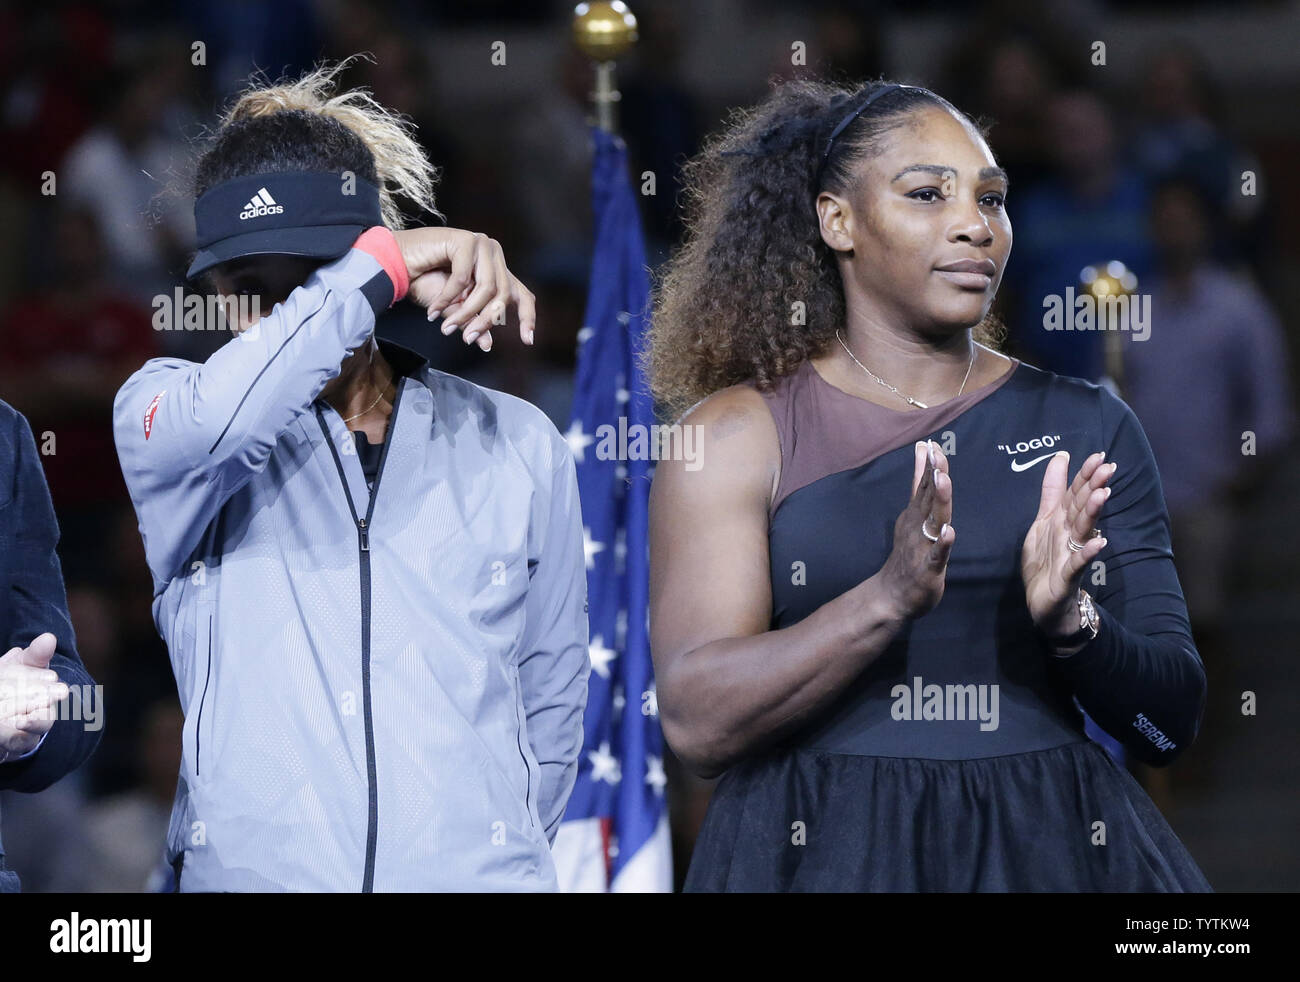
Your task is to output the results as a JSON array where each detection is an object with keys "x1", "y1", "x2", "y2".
[{"x1": 112, "y1": 60, "x2": 589, "y2": 891}]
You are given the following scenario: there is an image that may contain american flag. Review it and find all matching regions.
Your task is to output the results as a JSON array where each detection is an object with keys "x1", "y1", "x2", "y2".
[{"x1": 550, "y1": 126, "x2": 672, "y2": 892}]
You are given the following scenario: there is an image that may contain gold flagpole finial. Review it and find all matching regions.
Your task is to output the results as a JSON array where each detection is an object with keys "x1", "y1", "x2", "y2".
[
  {"x1": 1079, "y1": 260, "x2": 1139, "y2": 397},
  {"x1": 573, "y1": 2, "x2": 639, "y2": 134}
]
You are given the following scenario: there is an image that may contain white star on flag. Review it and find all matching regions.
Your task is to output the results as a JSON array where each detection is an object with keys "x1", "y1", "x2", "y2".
[
  {"x1": 588, "y1": 635, "x2": 618, "y2": 679},
  {"x1": 577, "y1": 325, "x2": 595, "y2": 345},
  {"x1": 565, "y1": 420, "x2": 596, "y2": 463},
  {"x1": 614, "y1": 527, "x2": 627, "y2": 573},
  {"x1": 583, "y1": 527, "x2": 606, "y2": 569},
  {"x1": 645, "y1": 755, "x2": 667, "y2": 794},
  {"x1": 588, "y1": 741, "x2": 622, "y2": 785}
]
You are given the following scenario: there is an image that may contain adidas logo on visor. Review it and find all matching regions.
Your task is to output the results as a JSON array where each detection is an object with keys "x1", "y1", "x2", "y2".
[{"x1": 239, "y1": 188, "x2": 284, "y2": 220}]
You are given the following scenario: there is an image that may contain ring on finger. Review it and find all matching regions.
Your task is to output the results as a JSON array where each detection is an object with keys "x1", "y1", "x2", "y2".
[
  {"x1": 1067, "y1": 528, "x2": 1103, "y2": 552},
  {"x1": 921, "y1": 515, "x2": 941, "y2": 543}
]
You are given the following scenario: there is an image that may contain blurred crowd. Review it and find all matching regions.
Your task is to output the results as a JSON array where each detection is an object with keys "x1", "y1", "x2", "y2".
[{"x1": 0, "y1": 0, "x2": 1294, "y2": 890}]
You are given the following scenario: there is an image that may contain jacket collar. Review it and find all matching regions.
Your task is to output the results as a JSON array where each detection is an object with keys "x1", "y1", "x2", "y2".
[{"x1": 375, "y1": 337, "x2": 430, "y2": 380}]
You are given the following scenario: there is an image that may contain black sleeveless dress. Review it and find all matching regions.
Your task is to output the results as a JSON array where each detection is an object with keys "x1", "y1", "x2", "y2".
[{"x1": 682, "y1": 357, "x2": 1211, "y2": 892}]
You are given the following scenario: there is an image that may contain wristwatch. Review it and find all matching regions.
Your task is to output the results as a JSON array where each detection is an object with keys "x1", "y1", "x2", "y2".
[{"x1": 1054, "y1": 588, "x2": 1100, "y2": 649}]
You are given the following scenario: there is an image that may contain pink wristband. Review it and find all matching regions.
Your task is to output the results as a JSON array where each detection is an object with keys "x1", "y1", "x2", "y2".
[{"x1": 351, "y1": 226, "x2": 409, "y2": 305}]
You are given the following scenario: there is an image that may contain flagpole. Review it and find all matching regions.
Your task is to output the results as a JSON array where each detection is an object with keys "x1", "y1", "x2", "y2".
[
  {"x1": 556, "y1": 0, "x2": 672, "y2": 893},
  {"x1": 572, "y1": 1, "x2": 639, "y2": 134}
]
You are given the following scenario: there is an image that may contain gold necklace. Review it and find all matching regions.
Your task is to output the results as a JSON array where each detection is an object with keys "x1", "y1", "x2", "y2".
[
  {"x1": 835, "y1": 330, "x2": 976, "y2": 409},
  {"x1": 341, "y1": 352, "x2": 394, "y2": 425}
]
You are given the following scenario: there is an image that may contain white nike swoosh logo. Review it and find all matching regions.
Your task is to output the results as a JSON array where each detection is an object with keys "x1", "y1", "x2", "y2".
[{"x1": 1010, "y1": 452, "x2": 1059, "y2": 472}]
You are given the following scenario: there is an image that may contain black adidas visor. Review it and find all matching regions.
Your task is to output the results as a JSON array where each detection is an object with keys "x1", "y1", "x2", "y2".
[{"x1": 186, "y1": 171, "x2": 383, "y2": 280}]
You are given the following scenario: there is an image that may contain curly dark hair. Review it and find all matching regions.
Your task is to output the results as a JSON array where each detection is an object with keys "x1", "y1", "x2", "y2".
[{"x1": 647, "y1": 78, "x2": 1006, "y2": 422}]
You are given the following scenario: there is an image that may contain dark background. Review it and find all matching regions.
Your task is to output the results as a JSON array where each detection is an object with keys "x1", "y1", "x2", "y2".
[{"x1": 0, "y1": 0, "x2": 1296, "y2": 891}]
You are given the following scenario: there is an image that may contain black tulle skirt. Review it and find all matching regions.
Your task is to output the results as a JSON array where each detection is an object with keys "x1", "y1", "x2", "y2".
[{"x1": 683, "y1": 740, "x2": 1211, "y2": 892}]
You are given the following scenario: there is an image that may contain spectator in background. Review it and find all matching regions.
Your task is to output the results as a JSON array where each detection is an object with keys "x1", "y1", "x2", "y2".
[
  {"x1": 1002, "y1": 89, "x2": 1155, "y2": 382},
  {"x1": 64, "y1": 580, "x2": 173, "y2": 802},
  {"x1": 493, "y1": 46, "x2": 596, "y2": 424},
  {"x1": 619, "y1": 3, "x2": 703, "y2": 266},
  {"x1": 946, "y1": 34, "x2": 1060, "y2": 194},
  {"x1": 179, "y1": 0, "x2": 325, "y2": 102},
  {"x1": 1124, "y1": 176, "x2": 1295, "y2": 706},
  {"x1": 0, "y1": 6, "x2": 111, "y2": 187},
  {"x1": 0, "y1": 4, "x2": 115, "y2": 310},
  {"x1": 0, "y1": 205, "x2": 159, "y2": 583},
  {"x1": 71, "y1": 698, "x2": 182, "y2": 892},
  {"x1": 511, "y1": 46, "x2": 593, "y2": 290},
  {"x1": 58, "y1": 43, "x2": 195, "y2": 313},
  {"x1": 1131, "y1": 43, "x2": 1264, "y2": 272}
]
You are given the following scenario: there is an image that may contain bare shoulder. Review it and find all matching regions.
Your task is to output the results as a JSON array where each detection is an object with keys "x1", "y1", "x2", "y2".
[
  {"x1": 679, "y1": 384, "x2": 776, "y2": 441},
  {"x1": 654, "y1": 384, "x2": 780, "y2": 507}
]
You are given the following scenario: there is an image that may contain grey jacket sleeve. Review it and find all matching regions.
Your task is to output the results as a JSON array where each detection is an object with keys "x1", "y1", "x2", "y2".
[
  {"x1": 517, "y1": 447, "x2": 590, "y2": 844},
  {"x1": 112, "y1": 248, "x2": 394, "y2": 589}
]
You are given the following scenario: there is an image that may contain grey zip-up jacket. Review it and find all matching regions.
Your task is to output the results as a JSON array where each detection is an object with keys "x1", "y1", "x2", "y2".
[{"x1": 112, "y1": 245, "x2": 589, "y2": 891}]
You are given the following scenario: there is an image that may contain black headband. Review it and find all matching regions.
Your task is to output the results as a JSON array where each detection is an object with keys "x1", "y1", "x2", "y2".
[
  {"x1": 816, "y1": 83, "x2": 916, "y2": 188},
  {"x1": 187, "y1": 171, "x2": 384, "y2": 280}
]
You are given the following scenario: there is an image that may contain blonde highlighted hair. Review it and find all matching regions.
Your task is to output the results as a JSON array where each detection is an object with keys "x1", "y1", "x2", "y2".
[{"x1": 194, "y1": 53, "x2": 441, "y2": 229}]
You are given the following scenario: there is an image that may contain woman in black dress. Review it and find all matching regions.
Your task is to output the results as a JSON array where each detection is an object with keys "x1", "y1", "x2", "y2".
[{"x1": 646, "y1": 80, "x2": 1209, "y2": 891}]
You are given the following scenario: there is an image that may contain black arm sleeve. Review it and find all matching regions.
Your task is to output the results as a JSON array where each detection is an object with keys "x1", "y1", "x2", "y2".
[
  {"x1": 1048, "y1": 387, "x2": 1207, "y2": 767},
  {"x1": 0, "y1": 409, "x2": 102, "y2": 792}
]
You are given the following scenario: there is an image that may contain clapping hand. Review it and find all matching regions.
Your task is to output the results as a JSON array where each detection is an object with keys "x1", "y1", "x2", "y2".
[
  {"x1": 1021, "y1": 451, "x2": 1116, "y2": 646},
  {"x1": 0, "y1": 633, "x2": 67, "y2": 764}
]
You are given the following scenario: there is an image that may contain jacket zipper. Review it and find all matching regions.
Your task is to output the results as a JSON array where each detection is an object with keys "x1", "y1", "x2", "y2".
[
  {"x1": 315, "y1": 379, "x2": 403, "y2": 893},
  {"x1": 195, "y1": 613, "x2": 213, "y2": 776}
]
